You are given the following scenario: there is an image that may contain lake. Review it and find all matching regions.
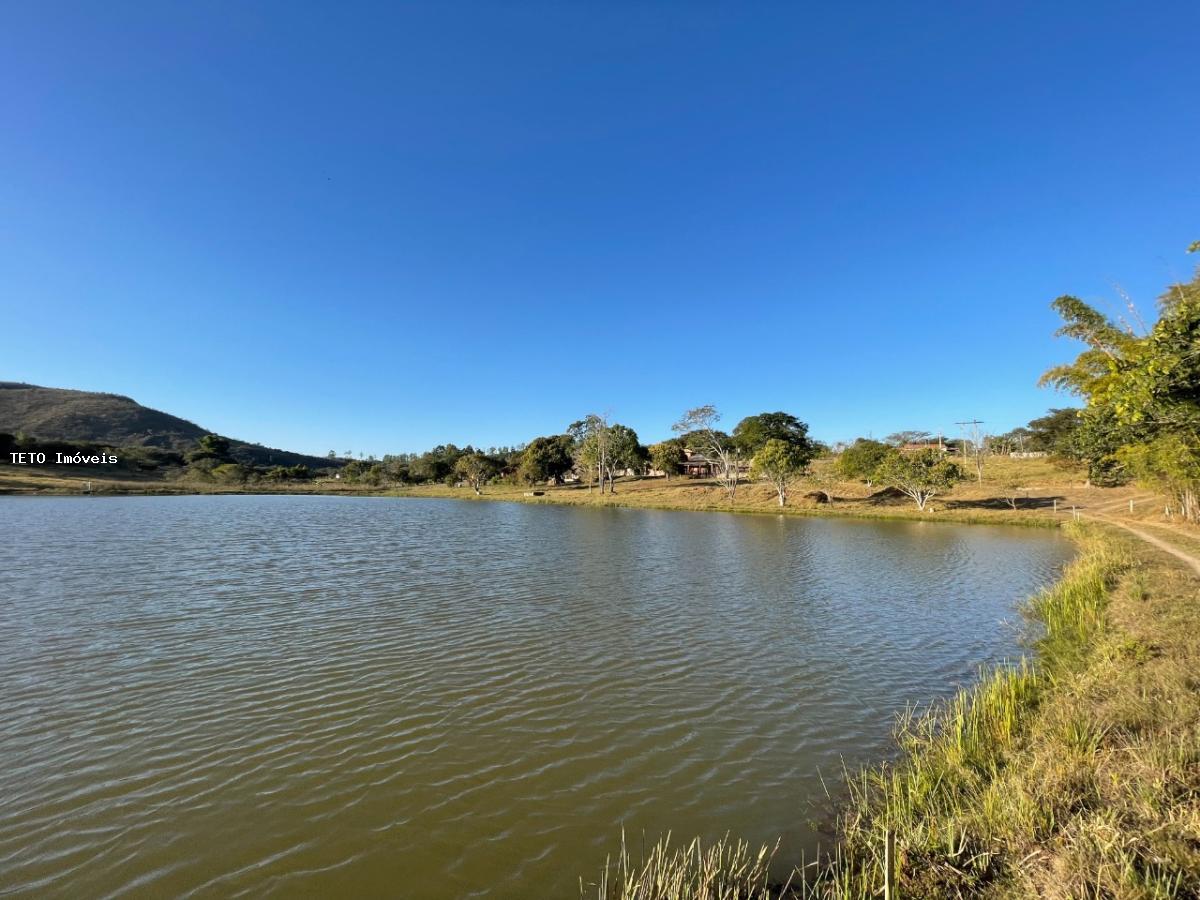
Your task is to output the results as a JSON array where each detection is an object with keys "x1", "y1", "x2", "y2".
[{"x1": 0, "y1": 496, "x2": 1074, "y2": 897}]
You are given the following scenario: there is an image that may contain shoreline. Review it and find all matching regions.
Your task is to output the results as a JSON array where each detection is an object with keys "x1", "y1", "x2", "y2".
[
  {"x1": 0, "y1": 466, "x2": 1079, "y2": 531},
  {"x1": 0, "y1": 478, "x2": 1065, "y2": 529}
]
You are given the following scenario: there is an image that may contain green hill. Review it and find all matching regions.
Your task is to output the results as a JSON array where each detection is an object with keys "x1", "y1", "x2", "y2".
[{"x1": 0, "y1": 382, "x2": 339, "y2": 469}]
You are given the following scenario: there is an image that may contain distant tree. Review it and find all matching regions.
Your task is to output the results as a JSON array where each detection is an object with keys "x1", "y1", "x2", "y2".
[
  {"x1": 200, "y1": 434, "x2": 231, "y2": 456},
  {"x1": 212, "y1": 462, "x2": 252, "y2": 484},
  {"x1": 884, "y1": 430, "x2": 933, "y2": 447},
  {"x1": 410, "y1": 444, "x2": 463, "y2": 483},
  {"x1": 998, "y1": 476, "x2": 1027, "y2": 510},
  {"x1": 188, "y1": 434, "x2": 234, "y2": 465},
  {"x1": 383, "y1": 456, "x2": 412, "y2": 484},
  {"x1": 569, "y1": 415, "x2": 640, "y2": 493},
  {"x1": 1027, "y1": 408, "x2": 1083, "y2": 455},
  {"x1": 519, "y1": 435, "x2": 574, "y2": 485},
  {"x1": 570, "y1": 415, "x2": 611, "y2": 493},
  {"x1": 454, "y1": 453, "x2": 498, "y2": 494},
  {"x1": 732, "y1": 412, "x2": 814, "y2": 457},
  {"x1": 649, "y1": 439, "x2": 686, "y2": 479},
  {"x1": 750, "y1": 438, "x2": 813, "y2": 506},
  {"x1": 805, "y1": 464, "x2": 840, "y2": 505},
  {"x1": 874, "y1": 448, "x2": 964, "y2": 511},
  {"x1": 600, "y1": 424, "x2": 643, "y2": 492},
  {"x1": 994, "y1": 427, "x2": 1034, "y2": 455},
  {"x1": 834, "y1": 438, "x2": 891, "y2": 486},
  {"x1": 673, "y1": 405, "x2": 741, "y2": 500},
  {"x1": 633, "y1": 442, "x2": 651, "y2": 475},
  {"x1": 1068, "y1": 408, "x2": 1133, "y2": 486}
]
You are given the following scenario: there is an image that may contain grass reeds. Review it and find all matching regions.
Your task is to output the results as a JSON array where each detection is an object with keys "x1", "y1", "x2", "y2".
[{"x1": 584, "y1": 831, "x2": 786, "y2": 900}]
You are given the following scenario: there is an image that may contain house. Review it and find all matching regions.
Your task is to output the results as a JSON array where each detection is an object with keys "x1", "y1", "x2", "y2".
[
  {"x1": 681, "y1": 451, "x2": 718, "y2": 478},
  {"x1": 678, "y1": 449, "x2": 749, "y2": 478}
]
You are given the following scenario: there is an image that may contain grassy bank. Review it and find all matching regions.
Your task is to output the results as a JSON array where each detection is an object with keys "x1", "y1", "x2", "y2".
[
  {"x1": 382, "y1": 456, "x2": 1139, "y2": 531},
  {"x1": 585, "y1": 524, "x2": 1200, "y2": 898}
]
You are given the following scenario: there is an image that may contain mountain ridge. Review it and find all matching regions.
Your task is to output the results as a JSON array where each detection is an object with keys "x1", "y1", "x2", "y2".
[{"x1": 0, "y1": 382, "x2": 339, "y2": 469}]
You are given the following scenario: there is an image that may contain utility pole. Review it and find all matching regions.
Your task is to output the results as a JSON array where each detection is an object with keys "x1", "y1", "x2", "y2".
[{"x1": 955, "y1": 419, "x2": 985, "y2": 483}]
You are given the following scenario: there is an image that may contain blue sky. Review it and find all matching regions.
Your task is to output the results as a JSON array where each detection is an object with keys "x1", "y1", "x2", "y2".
[{"x1": 3, "y1": 2, "x2": 1197, "y2": 456}]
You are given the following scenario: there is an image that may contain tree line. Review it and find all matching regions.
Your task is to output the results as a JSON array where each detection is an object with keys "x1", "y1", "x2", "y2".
[{"x1": 329, "y1": 408, "x2": 827, "y2": 499}]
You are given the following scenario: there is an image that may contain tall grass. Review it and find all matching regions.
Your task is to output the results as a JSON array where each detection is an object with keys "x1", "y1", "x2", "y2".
[{"x1": 584, "y1": 832, "x2": 787, "y2": 900}]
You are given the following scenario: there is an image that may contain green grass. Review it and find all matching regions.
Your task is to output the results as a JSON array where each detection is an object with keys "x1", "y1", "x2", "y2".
[{"x1": 584, "y1": 833, "x2": 786, "y2": 900}]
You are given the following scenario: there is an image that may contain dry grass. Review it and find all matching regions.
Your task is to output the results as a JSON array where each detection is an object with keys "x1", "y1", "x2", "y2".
[
  {"x1": 0, "y1": 465, "x2": 375, "y2": 496},
  {"x1": 385, "y1": 455, "x2": 1142, "y2": 530}
]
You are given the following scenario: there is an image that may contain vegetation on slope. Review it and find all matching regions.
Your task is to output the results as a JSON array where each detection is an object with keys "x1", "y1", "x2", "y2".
[{"x1": 0, "y1": 382, "x2": 340, "y2": 470}]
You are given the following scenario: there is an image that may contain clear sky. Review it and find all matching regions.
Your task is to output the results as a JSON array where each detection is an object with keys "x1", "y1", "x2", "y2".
[{"x1": 3, "y1": 3, "x2": 1197, "y2": 456}]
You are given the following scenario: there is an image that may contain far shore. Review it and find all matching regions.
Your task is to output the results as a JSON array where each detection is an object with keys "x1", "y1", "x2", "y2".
[{"x1": 1, "y1": 456, "x2": 1187, "y2": 537}]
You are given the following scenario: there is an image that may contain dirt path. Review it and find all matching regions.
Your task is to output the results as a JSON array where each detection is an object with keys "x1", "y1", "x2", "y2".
[{"x1": 1085, "y1": 512, "x2": 1200, "y2": 577}]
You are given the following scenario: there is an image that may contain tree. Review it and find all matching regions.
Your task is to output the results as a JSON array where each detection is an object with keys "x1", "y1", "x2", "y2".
[
  {"x1": 732, "y1": 412, "x2": 813, "y2": 457},
  {"x1": 1118, "y1": 434, "x2": 1200, "y2": 521},
  {"x1": 1027, "y1": 408, "x2": 1082, "y2": 454},
  {"x1": 569, "y1": 415, "x2": 610, "y2": 492},
  {"x1": 750, "y1": 439, "x2": 812, "y2": 506},
  {"x1": 884, "y1": 430, "x2": 933, "y2": 447},
  {"x1": 455, "y1": 452, "x2": 498, "y2": 495},
  {"x1": 673, "y1": 405, "x2": 741, "y2": 500},
  {"x1": 649, "y1": 439, "x2": 686, "y2": 479},
  {"x1": 874, "y1": 448, "x2": 964, "y2": 511},
  {"x1": 993, "y1": 427, "x2": 1034, "y2": 455},
  {"x1": 518, "y1": 435, "x2": 574, "y2": 485},
  {"x1": 410, "y1": 444, "x2": 464, "y2": 483},
  {"x1": 805, "y1": 464, "x2": 840, "y2": 505},
  {"x1": 956, "y1": 420, "x2": 988, "y2": 484},
  {"x1": 997, "y1": 476, "x2": 1028, "y2": 510},
  {"x1": 569, "y1": 416, "x2": 641, "y2": 493},
  {"x1": 188, "y1": 433, "x2": 234, "y2": 464},
  {"x1": 834, "y1": 438, "x2": 891, "y2": 485},
  {"x1": 601, "y1": 424, "x2": 643, "y2": 492},
  {"x1": 1042, "y1": 265, "x2": 1200, "y2": 515}
]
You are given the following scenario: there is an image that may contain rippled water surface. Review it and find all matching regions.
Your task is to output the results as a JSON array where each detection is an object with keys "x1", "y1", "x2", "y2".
[{"x1": 0, "y1": 496, "x2": 1074, "y2": 897}]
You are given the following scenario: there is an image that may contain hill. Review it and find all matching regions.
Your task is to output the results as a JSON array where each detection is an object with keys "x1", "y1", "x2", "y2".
[{"x1": 0, "y1": 382, "x2": 339, "y2": 469}]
